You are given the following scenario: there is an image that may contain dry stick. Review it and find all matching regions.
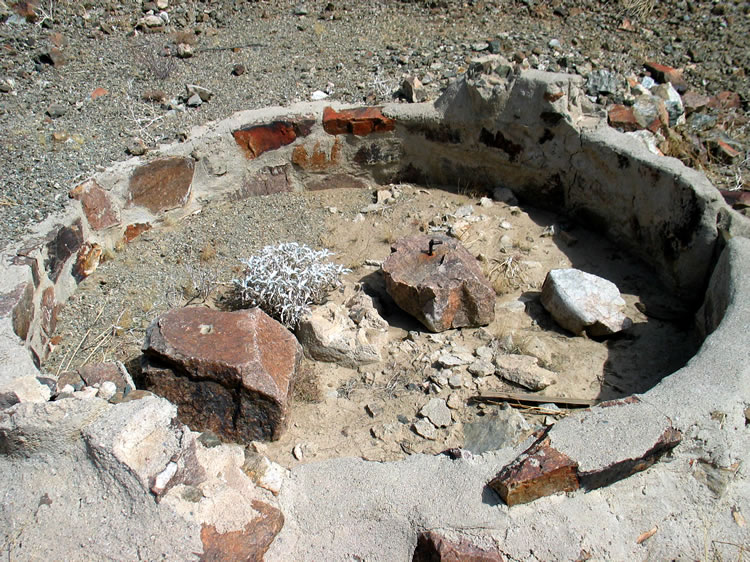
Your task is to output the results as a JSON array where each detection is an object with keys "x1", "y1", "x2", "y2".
[
  {"x1": 79, "y1": 310, "x2": 127, "y2": 367},
  {"x1": 60, "y1": 304, "x2": 107, "y2": 374},
  {"x1": 471, "y1": 391, "x2": 598, "y2": 409}
]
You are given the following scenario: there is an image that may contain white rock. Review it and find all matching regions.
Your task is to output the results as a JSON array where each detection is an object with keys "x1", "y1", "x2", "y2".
[
  {"x1": 494, "y1": 353, "x2": 557, "y2": 391},
  {"x1": 296, "y1": 294, "x2": 388, "y2": 368},
  {"x1": 142, "y1": 14, "x2": 163, "y2": 27},
  {"x1": 186, "y1": 84, "x2": 213, "y2": 102},
  {"x1": 311, "y1": 90, "x2": 329, "y2": 101},
  {"x1": 437, "y1": 351, "x2": 474, "y2": 367},
  {"x1": 97, "y1": 381, "x2": 117, "y2": 401},
  {"x1": 413, "y1": 418, "x2": 437, "y2": 440},
  {"x1": 479, "y1": 197, "x2": 494, "y2": 207},
  {"x1": 292, "y1": 444, "x2": 304, "y2": 460},
  {"x1": 541, "y1": 268, "x2": 632, "y2": 336},
  {"x1": 468, "y1": 359, "x2": 495, "y2": 377},
  {"x1": 73, "y1": 387, "x2": 98, "y2": 400},
  {"x1": 419, "y1": 398, "x2": 452, "y2": 428},
  {"x1": 151, "y1": 461, "x2": 178, "y2": 495},
  {"x1": 0, "y1": 375, "x2": 51, "y2": 408}
]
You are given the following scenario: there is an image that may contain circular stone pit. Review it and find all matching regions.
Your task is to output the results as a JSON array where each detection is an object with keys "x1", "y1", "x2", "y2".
[{"x1": 2, "y1": 65, "x2": 749, "y2": 561}]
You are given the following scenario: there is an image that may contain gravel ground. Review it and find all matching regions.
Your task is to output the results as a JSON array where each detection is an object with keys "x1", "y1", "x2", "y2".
[{"x1": 0, "y1": 0, "x2": 748, "y2": 249}]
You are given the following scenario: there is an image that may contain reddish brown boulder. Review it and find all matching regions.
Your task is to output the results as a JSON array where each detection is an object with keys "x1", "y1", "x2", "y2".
[
  {"x1": 73, "y1": 243, "x2": 102, "y2": 282},
  {"x1": 643, "y1": 61, "x2": 687, "y2": 93},
  {"x1": 413, "y1": 531, "x2": 504, "y2": 562},
  {"x1": 2, "y1": 281, "x2": 34, "y2": 341},
  {"x1": 77, "y1": 362, "x2": 134, "y2": 394},
  {"x1": 382, "y1": 235, "x2": 495, "y2": 332},
  {"x1": 40, "y1": 286, "x2": 57, "y2": 335},
  {"x1": 199, "y1": 500, "x2": 283, "y2": 562},
  {"x1": 488, "y1": 433, "x2": 579, "y2": 507},
  {"x1": 230, "y1": 165, "x2": 292, "y2": 200},
  {"x1": 142, "y1": 307, "x2": 302, "y2": 442},
  {"x1": 127, "y1": 157, "x2": 194, "y2": 214},
  {"x1": 708, "y1": 91, "x2": 741, "y2": 111},
  {"x1": 681, "y1": 91, "x2": 711, "y2": 115},
  {"x1": 232, "y1": 119, "x2": 314, "y2": 159},
  {"x1": 323, "y1": 106, "x2": 396, "y2": 136},
  {"x1": 69, "y1": 179, "x2": 121, "y2": 231}
]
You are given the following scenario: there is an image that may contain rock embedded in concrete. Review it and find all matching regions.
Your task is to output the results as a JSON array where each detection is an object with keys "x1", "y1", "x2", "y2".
[
  {"x1": 493, "y1": 353, "x2": 557, "y2": 391},
  {"x1": 232, "y1": 119, "x2": 314, "y2": 159},
  {"x1": 413, "y1": 531, "x2": 505, "y2": 562},
  {"x1": 142, "y1": 307, "x2": 302, "y2": 442},
  {"x1": 199, "y1": 500, "x2": 284, "y2": 562},
  {"x1": 69, "y1": 179, "x2": 121, "y2": 231},
  {"x1": 382, "y1": 235, "x2": 495, "y2": 332},
  {"x1": 413, "y1": 418, "x2": 437, "y2": 440},
  {"x1": 45, "y1": 219, "x2": 84, "y2": 282},
  {"x1": 322, "y1": 106, "x2": 395, "y2": 136},
  {"x1": 463, "y1": 406, "x2": 531, "y2": 454},
  {"x1": 541, "y1": 268, "x2": 632, "y2": 337},
  {"x1": 127, "y1": 157, "x2": 194, "y2": 214},
  {"x1": 488, "y1": 433, "x2": 580, "y2": 507}
]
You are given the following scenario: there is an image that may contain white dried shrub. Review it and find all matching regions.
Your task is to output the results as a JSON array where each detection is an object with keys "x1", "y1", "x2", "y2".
[{"x1": 233, "y1": 242, "x2": 350, "y2": 328}]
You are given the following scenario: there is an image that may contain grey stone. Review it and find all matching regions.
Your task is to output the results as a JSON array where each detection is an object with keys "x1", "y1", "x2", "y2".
[
  {"x1": 413, "y1": 418, "x2": 437, "y2": 440},
  {"x1": 541, "y1": 268, "x2": 632, "y2": 336},
  {"x1": 420, "y1": 398, "x2": 452, "y2": 428},
  {"x1": 586, "y1": 69, "x2": 619, "y2": 96},
  {"x1": 463, "y1": 407, "x2": 531, "y2": 454},
  {"x1": 467, "y1": 359, "x2": 495, "y2": 377},
  {"x1": 186, "y1": 84, "x2": 213, "y2": 102}
]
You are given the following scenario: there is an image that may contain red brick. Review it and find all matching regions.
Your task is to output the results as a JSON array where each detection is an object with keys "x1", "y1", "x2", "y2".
[
  {"x1": 69, "y1": 179, "x2": 120, "y2": 231},
  {"x1": 608, "y1": 104, "x2": 640, "y2": 132},
  {"x1": 232, "y1": 119, "x2": 314, "y2": 159},
  {"x1": 413, "y1": 531, "x2": 504, "y2": 562},
  {"x1": 127, "y1": 157, "x2": 194, "y2": 214},
  {"x1": 124, "y1": 222, "x2": 152, "y2": 243},
  {"x1": 323, "y1": 106, "x2": 396, "y2": 136},
  {"x1": 199, "y1": 500, "x2": 283, "y2": 562},
  {"x1": 488, "y1": 433, "x2": 579, "y2": 506},
  {"x1": 90, "y1": 87, "x2": 108, "y2": 100},
  {"x1": 707, "y1": 138, "x2": 741, "y2": 163},
  {"x1": 643, "y1": 61, "x2": 687, "y2": 93}
]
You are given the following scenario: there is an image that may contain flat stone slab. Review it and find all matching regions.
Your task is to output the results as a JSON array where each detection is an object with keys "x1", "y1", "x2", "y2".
[
  {"x1": 142, "y1": 307, "x2": 302, "y2": 442},
  {"x1": 382, "y1": 235, "x2": 495, "y2": 332}
]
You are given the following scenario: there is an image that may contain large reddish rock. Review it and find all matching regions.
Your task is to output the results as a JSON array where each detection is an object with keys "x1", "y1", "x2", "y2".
[
  {"x1": 127, "y1": 157, "x2": 194, "y2": 213},
  {"x1": 607, "y1": 104, "x2": 639, "y2": 132},
  {"x1": 69, "y1": 179, "x2": 120, "y2": 230},
  {"x1": 73, "y1": 242, "x2": 102, "y2": 282},
  {"x1": 232, "y1": 119, "x2": 314, "y2": 159},
  {"x1": 323, "y1": 106, "x2": 396, "y2": 136},
  {"x1": 382, "y1": 235, "x2": 495, "y2": 332},
  {"x1": 142, "y1": 307, "x2": 302, "y2": 442},
  {"x1": 199, "y1": 500, "x2": 283, "y2": 561},
  {"x1": 487, "y1": 432, "x2": 580, "y2": 507},
  {"x1": 413, "y1": 531, "x2": 505, "y2": 562}
]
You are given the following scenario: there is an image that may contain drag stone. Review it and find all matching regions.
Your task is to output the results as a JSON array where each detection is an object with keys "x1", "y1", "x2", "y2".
[
  {"x1": 199, "y1": 500, "x2": 284, "y2": 562},
  {"x1": 323, "y1": 106, "x2": 396, "y2": 136},
  {"x1": 488, "y1": 432, "x2": 580, "y2": 506},
  {"x1": 541, "y1": 268, "x2": 632, "y2": 337},
  {"x1": 142, "y1": 307, "x2": 302, "y2": 442},
  {"x1": 493, "y1": 353, "x2": 557, "y2": 391},
  {"x1": 413, "y1": 531, "x2": 505, "y2": 562},
  {"x1": 127, "y1": 157, "x2": 194, "y2": 214},
  {"x1": 69, "y1": 179, "x2": 121, "y2": 231},
  {"x1": 420, "y1": 398, "x2": 451, "y2": 428},
  {"x1": 382, "y1": 235, "x2": 495, "y2": 332}
]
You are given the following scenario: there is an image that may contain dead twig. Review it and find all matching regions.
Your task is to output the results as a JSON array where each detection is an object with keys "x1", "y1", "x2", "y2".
[
  {"x1": 471, "y1": 391, "x2": 598, "y2": 409},
  {"x1": 58, "y1": 303, "x2": 107, "y2": 375}
]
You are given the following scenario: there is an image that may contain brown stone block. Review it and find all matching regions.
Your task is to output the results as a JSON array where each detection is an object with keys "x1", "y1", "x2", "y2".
[
  {"x1": 78, "y1": 362, "x2": 133, "y2": 394},
  {"x1": 40, "y1": 286, "x2": 57, "y2": 336},
  {"x1": 413, "y1": 531, "x2": 504, "y2": 562},
  {"x1": 323, "y1": 106, "x2": 396, "y2": 136},
  {"x1": 69, "y1": 179, "x2": 121, "y2": 230},
  {"x1": 0, "y1": 282, "x2": 34, "y2": 341},
  {"x1": 199, "y1": 500, "x2": 283, "y2": 562},
  {"x1": 127, "y1": 157, "x2": 194, "y2": 213},
  {"x1": 644, "y1": 61, "x2": 687, "y2": 93},
  {"x1": 143, "y1": 307, "x2": 302, "y2": 442},
  {"x1": 45, "y1": 219, "x2": 84, "y2": 282},
  {"x1": 232, "y1": 119, "x2": 314, "y2": 159},
  {"x1": 291, "y1": 137, "x2": 342, "y2": 171},
  {"x1": 488, "y1": 433, "x2": 579, "y2": 506}
]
